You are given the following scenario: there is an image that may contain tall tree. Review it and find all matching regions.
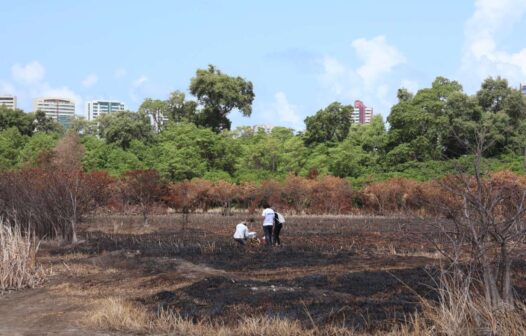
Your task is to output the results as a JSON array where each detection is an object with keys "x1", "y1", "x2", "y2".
[
  {"x1": 387, "y1": 77, "x2": 466, "y2": 161},
  {"x1": 97, "y1": 111, "x2": 152, "y2": 149},
  {"x1": 33, "y1": 110, "x2": 62, "y2": 133},
  {"x1": 166, "y1": 90, "x2": 198, "y2": 123},
  {"x1": 0, "y1": 106, "x2": 34, "y2": 136},
  {"x1": 190, "y1": 65, "x2": 255, "y2": 132},
  {"x1": 303, "y1": 102, "x2": 353, "y2": 146}
]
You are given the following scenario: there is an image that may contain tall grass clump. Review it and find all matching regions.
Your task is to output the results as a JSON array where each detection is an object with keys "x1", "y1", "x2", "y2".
[
  {"x1": 0, "y1": 220, "x2": 45, "y2": 291},
  {"x1": 87, "y1": 297, "x2": 355, "y2": 336},
  {"x1": 394, "y1": 271, "x2": 526, "y2": 336}
]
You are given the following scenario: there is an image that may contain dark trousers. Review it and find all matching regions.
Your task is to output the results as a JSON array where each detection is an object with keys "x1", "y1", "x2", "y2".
[
  {"x1": 273, "y1": 223, "x2": 282, "y2": 245},
  {"x1": 263, "y1": 225, "x2": 273, "y2": 246},
  {"x1": 234, "y1": 238, "x2": 245, "y2": 245}
]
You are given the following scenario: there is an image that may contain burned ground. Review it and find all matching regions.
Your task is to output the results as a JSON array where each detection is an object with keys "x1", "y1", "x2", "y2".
[{"x1": 9, "y1": 214, "x2": 525, "y2": 334}]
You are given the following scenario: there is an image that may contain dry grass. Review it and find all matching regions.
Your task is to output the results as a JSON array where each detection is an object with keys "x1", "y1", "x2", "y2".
[
  {"x1": 0, "y1": 221, "x2": 46, "y2": 291},
  {"x1": 86, "y1": 297, "x2": 358, "y2": 335},
  {"x1": 415, "y1": 274, "x2": 526, "y2": 335},
  {"x1": 87, "y1": 280, "x2": 526, "y2": 336}
]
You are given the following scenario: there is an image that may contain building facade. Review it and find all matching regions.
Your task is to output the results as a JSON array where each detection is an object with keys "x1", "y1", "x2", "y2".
[
  {"x1": 251, "y1": 124, "x2": 275, "y2": 134},
  {"x1": 33, "y1": 97, "x2": 75, "y2": 128},
  {"x1": 86, "y1": 100, "x2": 126, "y2": 121},
  {"x1": 521, "y1": 83, "x2": 526, "y2": 96},
  {"x1": 147, "y1": 111, "x2": 170, "y2": 133},
  {"x1": 0, "y1": 95, "x2": 17, "y2": 109},
  {"x1": 352, "y1": 100, "x2": 373, "y2": 124}
]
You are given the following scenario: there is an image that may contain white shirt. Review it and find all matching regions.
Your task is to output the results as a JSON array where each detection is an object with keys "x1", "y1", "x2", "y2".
[
  {"x1": 262, "y1": 208, "x2": 275, "y2": 226},
  {"x1": 233, "y1": 223, "x2": 249, "y2": 239}
]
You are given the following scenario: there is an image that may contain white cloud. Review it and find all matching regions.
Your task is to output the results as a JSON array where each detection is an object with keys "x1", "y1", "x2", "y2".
[
  {"x1": 318, "y1": 35, "x2": 408, "y2": 118},
  {"x1": 352, "y1": 36, "x2": 406, "y2": 88},
  {"x1": 399, "y1": 79, "x2": 420, "y2": 94},
  {"x1": 114, "y1": 67, "x2": 127, "y2": 79},
  {"x1": 38, "y1": 84, "x2": 82, "y2": 103},
  {"x1": 320, "y1": 56, "x2": 347, "y2": 95},
  {"x1": 462, "y1": 0, "x2": 526, "y2": 87},
  {"x1": 129, "y1": 75, "x2": 149, "y2": 102},
  {"x1": 132, "y1": 76, "x2": 148, "y2": 87},
  {"x1": 4, "y1": 61, "x2": 85, "y2": 116},
  {"x1": 262, "y1": 92, "x2": 303, "y2": 130},
  {"x1": 11, "y1": 61, "x2": 45, "y2": 84},
  {"x1": 81, "y1": 74, "x2": 98, "y2": 88}
]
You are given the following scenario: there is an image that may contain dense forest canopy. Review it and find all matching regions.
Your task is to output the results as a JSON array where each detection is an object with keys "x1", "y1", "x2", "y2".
[{"x1": 1, "y1": 68, "x2": 525, "y2": 184}]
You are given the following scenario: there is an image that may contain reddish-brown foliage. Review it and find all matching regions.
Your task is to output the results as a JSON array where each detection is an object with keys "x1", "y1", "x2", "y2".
[
  {"x1": 308, "y1": 176, "x2": 353, "y2": 214},
  {"x1": 209, "y1": 180, "x2": 240, "y2": 216},
  {"x1": 363, "y1": 178, "x2": 420, "y2": 215},
  {"x1": 121, "y1": 169, "x2": 165, "y2": 225},
  {"x1": 281, "y1": 174, "x2": 313, "y2": 214},
  {"x1": 239, "y1": 182, "x2": 261, "y2": 215}
]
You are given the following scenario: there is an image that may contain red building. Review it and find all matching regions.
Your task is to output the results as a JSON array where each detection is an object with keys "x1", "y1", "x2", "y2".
[{"x1": 352, "y1": 100, "x2": 373, "y2": 124}]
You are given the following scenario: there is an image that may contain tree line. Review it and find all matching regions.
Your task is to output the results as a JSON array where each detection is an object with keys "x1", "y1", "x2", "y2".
[{"x1": 1, "y1": 68, "x2": 525, "y2": 183}]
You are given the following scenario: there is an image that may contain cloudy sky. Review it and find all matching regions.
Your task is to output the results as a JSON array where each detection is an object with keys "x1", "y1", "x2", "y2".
[{"x1": 1, "y1": 0, "x2": 526, "y2": 130}]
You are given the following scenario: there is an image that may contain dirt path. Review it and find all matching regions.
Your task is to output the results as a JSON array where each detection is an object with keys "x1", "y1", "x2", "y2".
[
  {"x1": 0, "y1": 286, "x2": 112, "y2": 336},
  {"x1": 0, "y1": 257, "x2": 235, "y2": 336}
]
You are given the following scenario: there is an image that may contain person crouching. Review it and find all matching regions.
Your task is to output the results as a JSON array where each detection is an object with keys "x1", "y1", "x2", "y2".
[
  {"x1": 233, "y1": 221, "x2": 249, "y2": 245},
  {"x1": 234, "y1": 218, "x2": 255, "y2": 245}
]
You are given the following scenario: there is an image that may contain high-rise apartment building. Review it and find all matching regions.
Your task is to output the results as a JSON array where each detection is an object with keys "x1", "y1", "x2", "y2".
[
  {"x1": 86, "y1": 100, "x2": 126, "y2": 121},
  {"x1": 352, "y1": 100, "x2": 373, "y2": 124},
  {"x1": 0, "y1": 95, "x2": 17, "y2": 109},
  {"x1": 33, "y1": 97, "x2": 75, "y2": 128},
  {"x1": 521, "y1": 83, "x2": 526, "y2": 96}
]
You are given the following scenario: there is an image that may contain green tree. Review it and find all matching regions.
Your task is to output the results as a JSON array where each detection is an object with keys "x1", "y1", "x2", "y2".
[
  {"x1": 0, "y1": 128, "x2": 27, "y2": 169},
  {"x1": 0, "y1": 106, "x2": 34, "y2": 136},
  {"x1": 155, "y1": 122, "x2": 230, "y2": 180},
  {"x1": 477, "y1": 77, "x2": 512, "y2": 114},
  {"x1": 190, "y1": 65, "x2": 255, "y2": 132},
  {"x1": 69, "y1": 116, "x2": 97, "y2": 136},
  {"x1": 17, "y1": 132, "x2": 58, "y2": 166},
  {"x1": 387, "y1": 77, "x2": 466, "y2": 162},
  {"x1": 303, "y1": 102, "x2": 353, "y2": 146},
  {"x1": 166, "y1": 90, "x2": 198, "y2": 123},
  {"x1": 81, "y1": 135, "x2": 145, "y2": 174},
  {"x1": 33, "y1": 110, "x2": 62, "y2": 133},
  {"x1": 475, "y1": 77, "x2": 526, "y2": 153},
  {"x1": 98, "y1": 111, "x2": 152, "y2": 149}
]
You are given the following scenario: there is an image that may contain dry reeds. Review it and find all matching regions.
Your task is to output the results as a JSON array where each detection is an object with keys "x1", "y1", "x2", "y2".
[
  {"x1": 0, "y1": 220, "x2": 45, "y2": 290},
  {"x1": 392, "y1": 271, "x2": 526, "y2": 336},
  {"x1": 87, "y1": 297, "x2": 356, "y2": 336}
]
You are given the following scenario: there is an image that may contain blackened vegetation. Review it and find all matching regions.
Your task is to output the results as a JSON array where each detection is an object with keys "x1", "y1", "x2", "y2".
[
  {"x1": 54, "y1": 215, "x2": 526, "y2": 331},
  {"x1": 140, "y1": 267, "x2": 438, "y2": 329}
]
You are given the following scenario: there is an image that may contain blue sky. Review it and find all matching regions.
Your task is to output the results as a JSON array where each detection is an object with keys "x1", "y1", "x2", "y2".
[{"x1": 1, "y1": 0, "x2": 526, "y2": 130}]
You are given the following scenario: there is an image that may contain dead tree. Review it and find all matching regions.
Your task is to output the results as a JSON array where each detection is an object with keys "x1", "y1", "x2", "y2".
[
  {"x1": 122, "y1": 169, "x2": 164, "y2": 226},
  {"x1": 425, "y1": 127, "x2": 526, "y2": 308}
]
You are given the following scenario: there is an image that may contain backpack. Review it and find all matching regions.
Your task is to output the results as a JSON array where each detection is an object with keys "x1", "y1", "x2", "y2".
[{"x1": 274, "y1": 212, "x2": 285, "y2": 224}]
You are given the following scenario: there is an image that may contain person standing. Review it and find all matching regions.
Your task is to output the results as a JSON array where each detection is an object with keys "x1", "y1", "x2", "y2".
[
  {"x1": 273, "y1": 211, "x2": 285, "y2": 246},
  {"x1": 261, "y1": 205, "x2": 275, "y2": 246}
]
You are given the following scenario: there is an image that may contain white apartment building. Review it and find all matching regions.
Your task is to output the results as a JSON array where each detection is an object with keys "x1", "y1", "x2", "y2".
[
  {"x1": 86, "y1": 100, "x2": 126, "y2": 121},
  {"x1": 0, "y1": 95, "x2": 17, "y2": 109},
  {"x1": 147, "y1": 111, "x2": 170, "y2": 133},
  {"x1": 33, "y1": 97, "x2": 75, "y2": 128},
  {"x1": 251, "y1": 124, "x2": 275, "y2": 134}
]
